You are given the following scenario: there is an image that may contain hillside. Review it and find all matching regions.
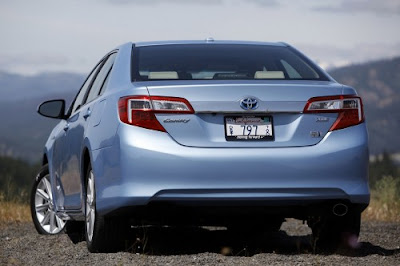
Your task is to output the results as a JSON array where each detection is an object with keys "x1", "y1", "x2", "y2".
[
  {"x1": 329, "y1": 57, "x2": 400, "y2": 154},
  {"x1": 0, "y1": 57, "x2": 399, "y2": 162},
  {"x1": 0, "y1": 72, "x2": 84, "y2": 161}
]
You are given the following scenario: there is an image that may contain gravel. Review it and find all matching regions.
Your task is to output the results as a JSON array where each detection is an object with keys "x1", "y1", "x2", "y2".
[{"x1": 1, "y1": 219, "x2": 399, "y2": 265}]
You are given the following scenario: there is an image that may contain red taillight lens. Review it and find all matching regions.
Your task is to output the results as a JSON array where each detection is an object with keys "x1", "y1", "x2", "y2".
[
  {"x1": 303, "y1": 95, "x2": 364, "y2": 131},
  {"x1": 118, "y1": 96, "x2": 194, "y2": 132}
]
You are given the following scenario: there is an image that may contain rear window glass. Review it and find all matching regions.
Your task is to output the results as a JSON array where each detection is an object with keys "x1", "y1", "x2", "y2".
[{"x1": 132, "y1": 44, "x2": 328, "y2": 81}]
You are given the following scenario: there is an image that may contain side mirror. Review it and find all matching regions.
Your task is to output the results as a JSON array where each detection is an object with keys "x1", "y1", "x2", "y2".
[{"x1": 38, "y1": 99, "x2": 66, "y2": 119}]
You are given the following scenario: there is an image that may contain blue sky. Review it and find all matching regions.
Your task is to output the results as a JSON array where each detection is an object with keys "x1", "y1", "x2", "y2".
[{"x1": 0, "y1": 0, "x2": 399, "y2": 75}]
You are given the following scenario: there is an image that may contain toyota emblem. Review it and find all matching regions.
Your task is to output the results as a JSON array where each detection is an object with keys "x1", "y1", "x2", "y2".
[{"x1": 240, "y1": 97, "x2": 258, "y2": 110}]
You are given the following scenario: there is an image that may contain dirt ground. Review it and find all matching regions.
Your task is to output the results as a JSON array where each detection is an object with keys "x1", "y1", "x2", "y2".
[{"x1": 1, "y1": 219, "x2": 399, "y2": 265}]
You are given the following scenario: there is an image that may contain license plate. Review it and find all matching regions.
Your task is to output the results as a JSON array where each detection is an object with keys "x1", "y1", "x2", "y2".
[{"x1": 225, "y1": 116, "x2": 274, "y2": 141}]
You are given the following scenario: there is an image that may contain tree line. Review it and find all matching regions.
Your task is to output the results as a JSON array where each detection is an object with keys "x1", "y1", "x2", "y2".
[{"x1": 0, "y1": 156, "x2": 41, "y2": 202}]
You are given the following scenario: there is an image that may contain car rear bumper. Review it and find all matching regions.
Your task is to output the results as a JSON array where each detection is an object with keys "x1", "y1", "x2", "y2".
[{"x1": 92, "y1": 123, "x2": 369, "y2": 217}]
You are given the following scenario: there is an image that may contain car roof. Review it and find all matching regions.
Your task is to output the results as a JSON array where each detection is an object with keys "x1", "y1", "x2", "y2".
[{"x1": 134, "y1": 39, "x2": 289, "y2": 47}]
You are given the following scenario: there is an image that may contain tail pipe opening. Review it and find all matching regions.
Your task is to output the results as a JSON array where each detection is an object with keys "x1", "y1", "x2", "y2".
[{"x1": 332, "y1": 203, "x2": 348, "y2": 216}]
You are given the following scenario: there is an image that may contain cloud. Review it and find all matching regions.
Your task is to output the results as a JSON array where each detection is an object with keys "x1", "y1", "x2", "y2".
[
  {"x1": 0, "y1": 54, "x2": 67, "y2": 66},
  {"x1": 0, "y1": 54, "x2": 71, "y2": 75},
  {"x1": 106, "y1": 0, "x2": 279, "y2": 7},
  {"x1": 239, "y1": 0, "x2": 279, "y2": 7},
  {"x1": 106, "y1": 0, "x2": 223, "y2": 5},
  {"x1": 313, "y1": 0, "x2": 400, "y2": 15}
]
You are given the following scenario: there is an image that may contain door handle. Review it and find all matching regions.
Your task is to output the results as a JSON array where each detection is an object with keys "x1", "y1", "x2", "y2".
[
  {"x1": 63, "y1": 123, "x2": 70, "y2": 131},
  {"x1": 83, "y1": 109, "x2": 91, "y2": 119}
]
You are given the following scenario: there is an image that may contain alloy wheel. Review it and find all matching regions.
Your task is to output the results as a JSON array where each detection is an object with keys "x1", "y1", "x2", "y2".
[
  {"x1": 86, "y1": 171, "x2": 96, "y2": 242},
  {"x1": 34, "y1": 175, "x2": 66, "y2": 234}
]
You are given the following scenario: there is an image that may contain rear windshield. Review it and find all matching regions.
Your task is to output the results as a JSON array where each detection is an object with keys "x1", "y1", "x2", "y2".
[{"x1": 132, "y1": 44, "x2": 329, "y2": 81}]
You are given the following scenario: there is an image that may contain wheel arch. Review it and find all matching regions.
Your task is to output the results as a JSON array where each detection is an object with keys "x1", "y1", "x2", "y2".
[
  {"x1": 42, "y1": 154, "x2": 48, "y2": 166},
  {"x1": 77, "y1": 147, "x2": 92, "y2": 218},
  {"x1": 82, "y1": 147, "x2": 91, "y2": 186}
]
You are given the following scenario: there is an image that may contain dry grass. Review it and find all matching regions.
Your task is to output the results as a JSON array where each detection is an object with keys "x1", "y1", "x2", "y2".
[
  {"x1": 0, "y1": 201, "x2": 31, "y2": 226},
  {"x1": 363, "y1": 199, "x2": 400, "y2": 222},
  {"x1": 362, "y1": 176, "x2": 400, "y2": 222}
]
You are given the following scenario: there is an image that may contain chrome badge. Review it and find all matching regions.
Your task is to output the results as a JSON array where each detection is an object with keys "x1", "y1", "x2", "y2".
[
  {"x1": 310, "y1": 131, "x2": 322, "y2": 138},
  {"x1": 240, "y1": 97, "x2": 258, "y2": 110},
  {"x1": 163, "y1": 118, "x2": 190, "y2": 123},
  {"x1": 316, "y1": 117, "x2": 329, "y2": 122}
]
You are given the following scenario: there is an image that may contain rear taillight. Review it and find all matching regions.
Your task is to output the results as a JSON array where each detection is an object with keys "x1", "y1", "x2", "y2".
[
  {"x1": 118, "y1": 96, "x2": 194, "y2": 132},
  {"x1": 303, "y1": 95, "x2": 364, "y2": 131}
]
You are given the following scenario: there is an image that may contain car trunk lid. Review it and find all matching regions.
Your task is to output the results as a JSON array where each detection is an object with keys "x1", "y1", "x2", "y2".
[{"x1": 143, "y1": 80, "x2": 346, "y2": 148}]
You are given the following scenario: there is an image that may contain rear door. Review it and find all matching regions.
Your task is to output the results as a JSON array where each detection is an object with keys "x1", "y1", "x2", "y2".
[
  {"x1": 59, "y1": 52, "x2": 116, "y2": 210},
  {"x1": 56, "y1": 61, "x2": 102, "y2": 210}
]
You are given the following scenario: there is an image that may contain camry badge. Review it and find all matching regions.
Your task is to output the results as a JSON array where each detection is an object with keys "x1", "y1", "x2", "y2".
[
  {"x1": 163, "y1": 118, "x2": 190, "y2": 123},
  {"x1": 240, "y1": 97, "x2": 258, "y2": 110}
]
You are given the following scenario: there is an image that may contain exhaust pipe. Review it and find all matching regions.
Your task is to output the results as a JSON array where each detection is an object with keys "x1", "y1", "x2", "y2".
[{"x1": 332, "y1": 203, "x2": 348, "y2": 216}]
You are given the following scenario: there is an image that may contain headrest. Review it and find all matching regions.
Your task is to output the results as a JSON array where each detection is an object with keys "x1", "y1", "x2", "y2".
[
  {"x1": 148, "y1": 71, "x2": 179, "y2": 79},
  {"x1": 254, "y1": 71, "x2": 284, "y2": 79}
]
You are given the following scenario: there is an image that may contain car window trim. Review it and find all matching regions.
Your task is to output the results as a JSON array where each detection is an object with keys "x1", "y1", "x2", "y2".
[
  {"x1": 85, "y1": 52, "x2": 117, "y2": 104},
  {"x1": 99, "y1": 66, "x2": 113, "y2": 96},
  {"x1": 68, "y1": 61, "x2": 104, "y2": 116},
  {"x1": 68, "y1": 50, "x2": 118, "y2": 117},
  {"x1": 130, "y1": 44, "x2": 137, "y2": 82}
]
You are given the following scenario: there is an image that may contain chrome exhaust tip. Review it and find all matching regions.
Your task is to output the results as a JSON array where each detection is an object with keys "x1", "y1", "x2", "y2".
[{"x1": 333, "y1": 203, "x2": 348, "y2": 216}]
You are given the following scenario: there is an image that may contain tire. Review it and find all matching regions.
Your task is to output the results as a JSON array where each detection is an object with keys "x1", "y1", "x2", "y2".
[
  {"x1": 85, "y1": 164, "x2": 127, "y2": 252},
  {"x1": 311, "y1": 211, "x2": 361, "y2": 250},
  {"x1": 30, "y1": 164, "x2": 66, "y2": 235}
]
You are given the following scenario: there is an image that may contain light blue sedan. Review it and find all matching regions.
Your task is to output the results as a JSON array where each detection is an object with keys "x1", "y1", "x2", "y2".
[{"x1": 31, "y1": 40, "x2": 369, "y2": 252}]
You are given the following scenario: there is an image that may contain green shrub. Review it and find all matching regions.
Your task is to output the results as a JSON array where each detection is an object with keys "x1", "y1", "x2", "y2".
[
  {"x1": 375, "y1": 176, "x2": 400, "y2": 202},
  {"x1": 369, "y1": 151, "x2": 399, "y2": 188}
]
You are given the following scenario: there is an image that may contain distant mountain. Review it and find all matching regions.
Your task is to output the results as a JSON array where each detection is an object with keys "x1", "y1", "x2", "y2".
[
  {"x1": 0, "y1": 57, "x2": 399, "y2": 162},
  {"x1": 329, "y1": 57, "x2": 400, "y2": 155},
  {"x1": 0, "y1": 72, "x2": 84, "y2": 161},
  {"x1": 0, "y1": 71, "x2": 84, "y2": 103}
]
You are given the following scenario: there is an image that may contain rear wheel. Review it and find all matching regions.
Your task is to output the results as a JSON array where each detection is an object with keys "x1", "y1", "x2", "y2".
[
  {"x1": 30, "y1": 164, "x2": 66, "y2": 235},
  {"x1": 85, "y1": 165, "x2": 127, "y2": 252},
  {"x1": 310, "y1": 211, "x2": 361, "y2": 250}
]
